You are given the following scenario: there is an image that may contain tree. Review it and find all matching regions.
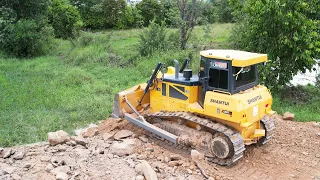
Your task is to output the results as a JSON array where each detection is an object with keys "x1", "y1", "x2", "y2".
[
  {"x1": 200, "y1": 1, "x2": 217, "y2": 24},
  {"x1": 100, "y1": 0, "x2": 127, "y2": 28},
  {"x1": 69, "y1": 0, "x2": 104, "y2": 28},
  {"x1": 159, "y1": 0, "x2": 180, "y2": 27},
  {"x1": 176, "y1": 0, "x2": 204, "y2": 49},
  {"x1": 48, "y1": 0, "x2": 83, "y2": 39},
  {"x1": 136, "y1": 0, "x2": 162, "y2": 27},
  {"x1": 230, "y1": 0, "x2": 320, "y2": 88},
  {"x1": 0, "y1": 0, "x2": 52, "y2": 57},
  {"x1": 117, "y1": 6, "x2": 144, "y2": 29},
  {"x1": 212, "y1": 0, "x2": 234, "y2": 23}
]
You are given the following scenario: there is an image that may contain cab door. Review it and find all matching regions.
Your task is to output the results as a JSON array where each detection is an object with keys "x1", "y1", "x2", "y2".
[{"x1": 198, "y1": 58, "x2": 207, "y2": 107}]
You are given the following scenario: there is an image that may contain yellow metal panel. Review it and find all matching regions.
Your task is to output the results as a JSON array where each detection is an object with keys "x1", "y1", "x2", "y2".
[
  {"x1": 253, "y1": 129, "x2": 265, "y2": 138},
  {"x1": 167, "y1": 67, "x2": 175, "y2": 74},
  {"x1": 200, "y1": 49, "x2": 268, "y2": 67}
]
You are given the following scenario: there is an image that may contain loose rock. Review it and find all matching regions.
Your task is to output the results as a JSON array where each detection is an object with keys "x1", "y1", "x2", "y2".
[
  {"x1": 190, "y1": 150, "x2": 203, "y2": 161},
  {"x1": 11, "y1": 174, "x2": 21, "y2": 180},
  {"x1": 126, "y1": 158, "x2": 135, "y2": 168},
  {"x1": 168, "y1": 161, "x2": 183, "y2": 167},
  {"x1": 82, "y1": 127, "x2": 99, "y2": 138},
  {"x1": 164, "y1": 156, "x2": 169, "y2": 163},
  {"x1": 145, "y1": 147, "x2": 154, "y2": 152},
  {"x1": 138, "y1": 136, "x2": 148, "y2": 143},
  {"x1": 170, "y1": 154, "x2": 181, "y2": 161},
  {"x1": 141, "y1": 161, "x2": 158, "y2": 180},
  {"x1": 109, "y1": 142, "x2": 134, "y2": 156},
  {"x1": 312, "y1": 122, "x2": 320, "y2": 128},
  {"x1": 114, "y1": 130, "x2": 133, "y2": 140},
  {"x1": 48, "y1": 130, "x2": 70, "y2": 146},
  {"x1": 122, "y1": 138, "x2": 138, "y2": 146},
  {"x1": 56, "y1": 172, "x2": 69, "y2": 180},
  {"x1": 23, "y1": 163, "x2": 32, "y2": 169},
  {"x1": 3, "y1": 149, "x2": 13, "y2": 158},
  {"x1": 102, "y1": 132, "x2": 114, "y2": 141},
  {"x1": 282, "y1": 112, "x2": 295, "y2": 121},
  {"x1": 0, "y1": 163, "x2": 15, "y2": 174},
  {"x1": 40, "y1": 156, "x2": 51, "y2": 162},
  {"x1": 45, "y1": 164, "x2": 54, "y2": 173},
  {"x1": 72, "y1": 137, "x2": 88, "y2": 146},
  {"x1": 135, "y1": 163, "x2": 143, "y2": 175},
  {"x1": 25, "y1": 152, "x2": 40, "y2": 156},
  {"x1": 12, "y1": 151, "x2": 24, "y2": 160},
  {"x1": 51, "y1": 166, "x2": 71, "y2": 175},
  {"x1": 136, "y1": 175, "x2": 145, "y2": 180}
]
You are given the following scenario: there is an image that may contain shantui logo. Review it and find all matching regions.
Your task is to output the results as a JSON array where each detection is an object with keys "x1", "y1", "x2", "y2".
[
  {"x1": 248, "y1": 95, "x2": 262, "y2": 104},
  {"x1": 210, "y1": 99, "x2": 229, "y2": 106}
]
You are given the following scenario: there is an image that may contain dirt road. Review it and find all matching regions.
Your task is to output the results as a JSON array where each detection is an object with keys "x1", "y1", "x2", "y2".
[{"x1": 0, "y1": 116, "x2": 319, "y2": 180}]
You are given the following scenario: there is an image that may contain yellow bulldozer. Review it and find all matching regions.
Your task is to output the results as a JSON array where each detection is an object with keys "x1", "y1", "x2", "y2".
[{"x1": 112, "y1": 49, "x2": 275, "y2": 166}]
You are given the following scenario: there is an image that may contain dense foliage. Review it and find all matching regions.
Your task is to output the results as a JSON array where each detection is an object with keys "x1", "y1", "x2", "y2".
[
  {"x1": 0, "y1": 0, "x2": 51, "y2": 57},
  {"x1": 212, "y1": 0, "x2": 234, "y2": 23},
  {"x1": 48, "y1": 0, "x2": 83, "y2": 39},
  {"x1": 316, "y1": 72, "x2": 320, "y2": 88},
  {"x1": 138, "y1": 21, "x2": 179, "y2": 56},
  {"x1": 231, "y1": 0, "x2": 320, "y2": 89}
]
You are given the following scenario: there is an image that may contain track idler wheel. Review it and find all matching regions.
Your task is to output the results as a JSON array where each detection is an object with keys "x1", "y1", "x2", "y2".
[{"x1": 210, "y1": 134, "x2": 234, "y2": 159}]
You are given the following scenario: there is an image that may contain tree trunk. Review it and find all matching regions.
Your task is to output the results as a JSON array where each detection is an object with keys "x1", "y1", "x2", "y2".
[{"x1": 180, "y1": 26, "x2": 187, "y2": 50}]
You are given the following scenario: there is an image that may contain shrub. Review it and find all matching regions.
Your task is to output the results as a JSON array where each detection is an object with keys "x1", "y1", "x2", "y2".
[
  {"x1": 138, "y1": 21, "x2": 179, "y2": 56},
  {"x1": 0, "y1": 0, "x2": 51, "y2": 57},
  {"x1": 1, "y1": 19, "x2": 52, "y2": 57},
  {"x1": 48, "y1": 0, "x2": 83, "y2": 39}
]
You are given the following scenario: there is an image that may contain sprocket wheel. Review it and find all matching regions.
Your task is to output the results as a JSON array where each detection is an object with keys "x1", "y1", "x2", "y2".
[{"x1": 210, "y1": 134, "x2": 234, "y2": 159}]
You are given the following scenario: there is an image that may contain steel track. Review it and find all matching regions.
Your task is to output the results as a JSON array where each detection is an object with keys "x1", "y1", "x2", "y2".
[{"x1": 144, "y1": 111, "x2": 246, "y2": 166}]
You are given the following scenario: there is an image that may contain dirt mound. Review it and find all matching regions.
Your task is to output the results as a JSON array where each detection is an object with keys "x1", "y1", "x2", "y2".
[{"x1": 0, "y1": 116, "x2": 319, "y2": 180}]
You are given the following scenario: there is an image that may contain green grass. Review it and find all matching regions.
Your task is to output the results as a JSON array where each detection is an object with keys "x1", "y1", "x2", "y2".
[
  {"x1": 0, "y1": 23, "x2": 318, "y2": 147},
  {"x1": 272, "y1": 85, "x2": 320, "y2": 122},
  {"x1": 0, "y1": 23, "x2": 233, "y2": 147}
]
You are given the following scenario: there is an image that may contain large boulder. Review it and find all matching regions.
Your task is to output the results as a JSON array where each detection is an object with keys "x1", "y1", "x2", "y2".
[
  {"x1": 109, "y1": 142, "x2": 134, "y2": 157},
  {"x1": 48, "y1": 130, "x2": 70, "y2": 146}
]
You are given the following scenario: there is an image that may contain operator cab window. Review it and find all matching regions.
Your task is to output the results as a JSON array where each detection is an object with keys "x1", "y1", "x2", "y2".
[
  {"x1": 234, "y1": 65, "x2": 256, "y2": 88},
  {"x1": 208, "y1": 60, "x2": 228, "y2": 90}
]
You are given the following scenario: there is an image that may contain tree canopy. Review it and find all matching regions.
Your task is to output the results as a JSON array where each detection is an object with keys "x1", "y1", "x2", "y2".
[{"x1": 230, "y1": 0, "x2": 320, "y2": 88}]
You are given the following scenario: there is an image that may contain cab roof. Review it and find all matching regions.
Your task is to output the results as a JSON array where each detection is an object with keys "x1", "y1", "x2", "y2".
[{"x1": 200, "y1": 49, "x2": 268, "y2": 67}]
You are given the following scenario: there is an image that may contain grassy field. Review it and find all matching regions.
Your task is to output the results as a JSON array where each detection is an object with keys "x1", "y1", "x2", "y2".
[{"x1": 0, "y1": 23, "x2": 319, "y2": 147}]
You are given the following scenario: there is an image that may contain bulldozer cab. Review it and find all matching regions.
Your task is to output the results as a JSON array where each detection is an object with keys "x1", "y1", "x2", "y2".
[{"x1": 198, "y1": 50, "x2": 268, "y2": 107}]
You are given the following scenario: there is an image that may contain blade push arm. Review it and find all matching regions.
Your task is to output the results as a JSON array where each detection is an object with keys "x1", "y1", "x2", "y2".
[{"x1": 138, "y1": 62, "x2": 163, "y2": 105}]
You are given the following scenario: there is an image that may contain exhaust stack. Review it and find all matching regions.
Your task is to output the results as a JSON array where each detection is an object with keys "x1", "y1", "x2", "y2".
[{"x1": 174, "y1": 60, "x2": 179, "y2": 79}]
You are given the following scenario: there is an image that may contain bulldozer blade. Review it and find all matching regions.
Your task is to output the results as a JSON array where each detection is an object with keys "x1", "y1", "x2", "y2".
[
  {"x1": 112, "y1": 84, "x2": 150, "y2": 119},
  {"x1": 124, "y1": 113, "x2": 178, "y2": 144}
]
